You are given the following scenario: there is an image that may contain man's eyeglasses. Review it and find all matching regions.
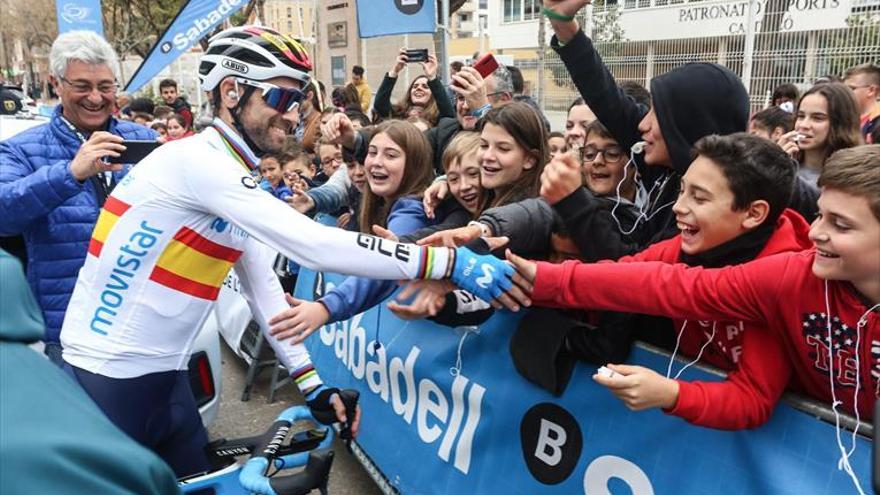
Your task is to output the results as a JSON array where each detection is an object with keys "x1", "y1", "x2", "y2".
[
  {"x1": 59, "y1": 76, "x2": 118, "y2": 95},
  {"x1": 581, "y1": 145, "x2": 626, "y2": 164},
  {"x1": 321, "y1": 154, "x2": 344, "y2": 166},
  {"x1": 235, "y1": 77, "x2": 305, "y2": 113}
]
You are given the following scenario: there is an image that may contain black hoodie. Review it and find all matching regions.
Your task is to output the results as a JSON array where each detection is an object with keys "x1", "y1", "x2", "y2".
[{"x1": 547, "y1": 30, "x2": 750, "y2": 259}]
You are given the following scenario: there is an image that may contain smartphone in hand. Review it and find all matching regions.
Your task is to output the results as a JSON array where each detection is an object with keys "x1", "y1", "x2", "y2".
[
  {"x1": 405, "y1": 49, "x2": 428, "y2": 63},
  {"x1": 107, "y1": 140, "x2": 161, "y2": 164},
  {"x1": 472, "y1": 53, "x2": 500, "y2": 79}
]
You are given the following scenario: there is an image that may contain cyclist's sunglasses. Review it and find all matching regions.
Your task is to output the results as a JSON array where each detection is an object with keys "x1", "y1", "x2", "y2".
[{"x1": 234, "y1": 77, "x2": 305, "y2": 113}]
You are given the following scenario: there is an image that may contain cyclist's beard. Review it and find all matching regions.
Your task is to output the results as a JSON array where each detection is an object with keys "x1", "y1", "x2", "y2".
[{"x1": 243, "y1": 114, "x2": 290, "y2": 154}]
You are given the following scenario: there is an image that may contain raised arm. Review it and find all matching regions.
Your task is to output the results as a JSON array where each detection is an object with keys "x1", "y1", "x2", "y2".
[{"x1": 544, "y1": 0, "x2": 646, "y2": 149}]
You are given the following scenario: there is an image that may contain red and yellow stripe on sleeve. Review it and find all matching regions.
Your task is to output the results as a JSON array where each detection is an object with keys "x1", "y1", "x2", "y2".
[
  {"x1": 88, "y1": 196, "x2": 131, "y2": 258},
  {"x1": 148, "y1": 227, "x2": 243, "y2": 300}
]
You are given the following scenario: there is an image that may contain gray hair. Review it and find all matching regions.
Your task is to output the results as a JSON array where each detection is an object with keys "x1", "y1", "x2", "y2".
[
  {"x1": 491, "y1": 65, "x2": 514, "y2": 95},
  {"x1": 50, "y1": 31, "x2": 120, "y2": 81}
]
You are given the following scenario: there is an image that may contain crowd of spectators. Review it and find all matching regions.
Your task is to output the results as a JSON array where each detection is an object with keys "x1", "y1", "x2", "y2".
[{"x1": 1, "y1": 2, "x2": 879, "y2": 491}]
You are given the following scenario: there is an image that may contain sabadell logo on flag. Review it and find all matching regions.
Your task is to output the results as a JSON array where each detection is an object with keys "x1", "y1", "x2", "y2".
[{"x1": 161, "y1": 0, "x2": 245, "y2": 53}]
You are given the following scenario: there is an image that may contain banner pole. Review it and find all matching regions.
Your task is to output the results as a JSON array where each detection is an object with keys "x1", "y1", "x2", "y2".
[{"x1": 439, "y1": 0, "x2": 450, "y2": 86}]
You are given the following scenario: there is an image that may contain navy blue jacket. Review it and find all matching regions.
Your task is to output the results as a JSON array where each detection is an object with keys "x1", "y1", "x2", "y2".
[{"x1": 0, "y1": 106, "x2": 156, "y2": 342}]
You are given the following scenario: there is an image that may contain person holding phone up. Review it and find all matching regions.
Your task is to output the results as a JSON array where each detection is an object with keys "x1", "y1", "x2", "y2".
[
  {"x1": 0, "y1": 30, "x2": 157, "y2": 366},
  {"x1": 373, "y1": 47, "x2": 457, "y2": 127}
]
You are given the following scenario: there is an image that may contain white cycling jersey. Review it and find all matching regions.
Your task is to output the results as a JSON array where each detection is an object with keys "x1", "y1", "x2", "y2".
[{"x1": 61, "y1": 119, "x2": 453, "y2": 392}]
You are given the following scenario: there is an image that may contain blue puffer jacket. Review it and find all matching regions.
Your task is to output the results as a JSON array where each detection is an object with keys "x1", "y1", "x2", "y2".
[{"x1": 0, "y1": 106, "x2": 156, "y2": 343}]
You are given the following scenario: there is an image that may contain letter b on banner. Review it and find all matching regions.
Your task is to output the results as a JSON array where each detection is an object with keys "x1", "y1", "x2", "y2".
[
  {"x1": 520, "y1": 403, "x2": 582, "y2": 484},
  {"x1": 535, "y1": 419, "x2": 567, "y2": 466}
]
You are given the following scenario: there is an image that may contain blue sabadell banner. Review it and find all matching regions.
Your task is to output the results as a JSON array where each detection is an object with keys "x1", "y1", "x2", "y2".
[
  {"x1": 295, "y1": 268, "x2": 871, "y2": 495},
  {"x1": 124, "y1": 0, "x2": 247, "y2": 93}
]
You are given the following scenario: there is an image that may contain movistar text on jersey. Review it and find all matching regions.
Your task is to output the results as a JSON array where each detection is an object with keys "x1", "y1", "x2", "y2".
[{"x1": 90, "y1": 221, "x2": 163, "y2": 335}]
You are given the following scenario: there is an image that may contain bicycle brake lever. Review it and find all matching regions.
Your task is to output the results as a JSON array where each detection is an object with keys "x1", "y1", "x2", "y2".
[{"x1": 337, "y1": 389, "x2": 360, "y2": 447}]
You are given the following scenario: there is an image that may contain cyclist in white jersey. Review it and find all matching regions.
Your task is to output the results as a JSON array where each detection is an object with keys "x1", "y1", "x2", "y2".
[{"x1": 59, "y1": 26, "x2": 523, "y2": 477}]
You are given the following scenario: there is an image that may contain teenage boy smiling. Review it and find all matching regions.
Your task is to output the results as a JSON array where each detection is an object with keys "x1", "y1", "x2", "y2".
[
  {"x1": 516, "y1": 133, "x2": 813, "y2": 429},
  {"x1": 508, "y1": 145, "x2": 880, "y2": 424}
]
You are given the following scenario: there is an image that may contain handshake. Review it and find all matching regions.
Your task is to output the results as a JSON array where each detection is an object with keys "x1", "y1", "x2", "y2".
[{"x1": 445, "y1": 245, "x2": 535, "y2": 312}]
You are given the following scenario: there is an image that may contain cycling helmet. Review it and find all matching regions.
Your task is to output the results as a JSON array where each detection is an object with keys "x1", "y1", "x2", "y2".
[{"x1": 199, "y1": 26, "x2": 312, "y2": 91}]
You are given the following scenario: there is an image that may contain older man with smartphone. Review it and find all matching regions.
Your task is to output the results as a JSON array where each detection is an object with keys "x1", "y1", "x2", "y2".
[{"x1": 0, "y1": 30, "x2": 156, "y2": 365}]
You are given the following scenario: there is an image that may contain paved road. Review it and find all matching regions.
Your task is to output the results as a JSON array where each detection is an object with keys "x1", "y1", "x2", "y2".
[{"x1": 208, "y1": 342, "x2": 382, "y2": 495}]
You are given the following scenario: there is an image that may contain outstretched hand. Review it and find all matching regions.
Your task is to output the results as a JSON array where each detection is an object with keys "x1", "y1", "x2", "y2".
[
  {"x1": 504, "y1": 249, "x2": 536, "y2": 292},
  {"x1": 388, "y1": 280, "x2": 454, "y2": 320},
  {"x1": 592, "y1": 363, "x2": 679, "y2": 411},
  {"x1": 448, "y1": 247, "x2": 532, "y2": 311},
  {"x1": 371, "y1": 224, "x2": 399, "y2": 242},
  {"x1": 417, "y1": 225, "x2": 486, "y2": 248},
  {"x1": 269, "y1": 294, "x2": 330, "y2": 344},
  {"x1": 320, "y1": 113, "x2": 357, "y2": 149}
]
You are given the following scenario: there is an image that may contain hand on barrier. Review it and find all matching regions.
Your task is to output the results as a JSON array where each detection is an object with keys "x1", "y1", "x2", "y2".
[
  {"x1": 269, "y1": 295, "x2": 330, "y2": 345},
  {"x1": 449, "y1": 246, "x2": 531, "y2": 311},
  {"x1": 592, "y1": 364, "x2": 680, "y2": 411}
]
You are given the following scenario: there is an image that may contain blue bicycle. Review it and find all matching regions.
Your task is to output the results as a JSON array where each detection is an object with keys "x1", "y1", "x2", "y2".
[{"x1": 180, "y1": 390, "x2": 359, "y2": 495}]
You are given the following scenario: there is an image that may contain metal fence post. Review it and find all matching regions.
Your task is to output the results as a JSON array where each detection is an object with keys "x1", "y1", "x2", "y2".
[
  {"x1": 537, "y1": 10, "x2": 546, "y2": 108},
  {"x1": 741, "y1": 0, "x2": 759, "y2": 93}
]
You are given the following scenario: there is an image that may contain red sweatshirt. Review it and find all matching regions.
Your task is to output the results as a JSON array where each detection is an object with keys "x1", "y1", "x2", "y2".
[
  {"x1": 607, "y1": 210, "x2": 812, "y2": 429},
  {"x1": 533, "y1": 246, "x2": 879, "y2": 423}
]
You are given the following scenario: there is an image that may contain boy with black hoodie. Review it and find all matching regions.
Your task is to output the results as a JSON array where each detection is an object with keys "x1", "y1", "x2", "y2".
[{"x1": 426, "y1": 1, "x2": 757, "y2": 261}]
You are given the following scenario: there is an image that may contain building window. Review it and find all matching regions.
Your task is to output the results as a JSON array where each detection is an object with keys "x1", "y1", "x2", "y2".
[
  {"x1": 503, "y1": 0, "x2": 541, "y2": 22},
  {"x1": 287, "y1": 7, "x2": 292, "y2": 17},
  {"x1": 503, "y1": 0, "x2": 522, "y2": 22},
  {"x1": 524, "y1": 0, "x2": 540, "y2": 19},
  {"x1": 331, "y1": 56, "x2": 346, "y2": 86},
  {"x1": 479, "y1": 0, "x2": 488, "y2": 8}
]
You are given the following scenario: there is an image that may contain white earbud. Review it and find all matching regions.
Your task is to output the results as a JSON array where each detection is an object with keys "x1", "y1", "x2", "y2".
[
  {"x1": 227, "y1": 90, "x2": 239, "y2": 100},
  {"x1": 631, "y1": 141, "x2": 647, "y2": 154}
]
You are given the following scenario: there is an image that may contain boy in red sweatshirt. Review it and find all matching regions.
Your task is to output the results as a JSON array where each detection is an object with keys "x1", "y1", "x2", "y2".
[
  {"x1": 508, "y1": 145, "x2": 880, "y2": 427},
  {"x1": 597, "y1": 133, "x2": 813, "y2": 430}
]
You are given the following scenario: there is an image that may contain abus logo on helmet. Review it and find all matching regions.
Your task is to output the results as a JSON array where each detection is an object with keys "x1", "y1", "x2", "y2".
[
  {"x1": 222, "y1": 59, "x2": 248, "y2": 74},
  {"x1": 172, "y1": 0, "x2": 245, "y2": 51}
]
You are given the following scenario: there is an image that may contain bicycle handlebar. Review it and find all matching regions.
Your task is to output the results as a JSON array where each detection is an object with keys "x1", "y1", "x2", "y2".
[{"x1": 239, "y1": 407, "x2": 335, "y2": 495}]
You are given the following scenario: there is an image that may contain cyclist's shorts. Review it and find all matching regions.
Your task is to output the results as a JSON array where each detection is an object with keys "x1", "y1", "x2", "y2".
[{"x1": 64, "y1": 363, "x2": 210, "y2": 478}]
